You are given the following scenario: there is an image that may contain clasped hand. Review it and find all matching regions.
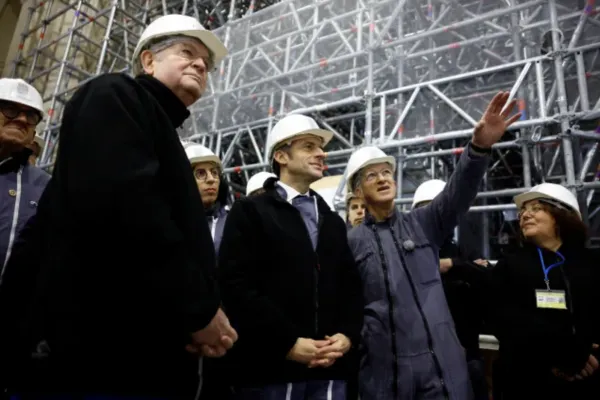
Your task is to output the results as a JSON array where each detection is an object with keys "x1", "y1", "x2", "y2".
[
  {"x1": 186, "y1": 308, "x2": 239, "y2": 358},
  {"x1": 286, "y1": 333, "x2": 351, "y2": 368},
  {"x1": 552, "y1": 344, "x2": 599, "y2": 381}
]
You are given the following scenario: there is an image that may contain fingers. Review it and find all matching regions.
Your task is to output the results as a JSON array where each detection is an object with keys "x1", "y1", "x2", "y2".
[
  {"x1": 316, "y1": 343, "x2": 342, "y2": 355},
  {"x1": 186, "y1": 343, "x2": 225, "y2": 357},
  {"x1": 186, "y1": 344, "x2": 201, "y2": 355},
  {"x1": 552, "y1": 368, "x2": 574, "y2": 381},
  {"x1": 308, "y1": 357, "x2": 336, "y2": 369},
  {"x1": 313, "y1": 339, "x2": 332, "y2": 348},
  {"x1": 589, "y1": 354, "x2": 599, "y2": 370},
  {"x1": 505, "y1": 112, "x2": 522, "y2": 127},
  {"x1": 185, "y1": 343, "x2": 226, "y2": 358},
  {"x1": 495, "y1": 92, "x2": 510, "y2": 114},
  {"x1": 593, "y1": 343, "x2": 599, "y2": 349},
  {"x1": 226, "y1": 325, "x2": 239, "y2": 343},
  {"x1": 500, "y1": 98, "x2": 517, "y2": 118},
  {"x1": 485, "y1": 91, "x2": 506, "y2": 115},
  {"x1": 202, "y1": 344, "x2": 227, "y2": 358},
  {"x1": 220, "y1": 335, "x2": 234, "y2": 350},
  {"x1": 320, "y1": 351, "x2": 344, "y2": 360}
]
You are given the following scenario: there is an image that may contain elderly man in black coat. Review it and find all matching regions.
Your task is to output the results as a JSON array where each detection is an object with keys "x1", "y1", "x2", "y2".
[{"x1": 0, "y1": 14, "x2": 237, "y2": 400}]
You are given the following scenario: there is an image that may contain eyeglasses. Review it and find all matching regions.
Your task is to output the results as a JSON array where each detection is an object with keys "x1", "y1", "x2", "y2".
[
  {"x1": 363, "y1": 168, "x2": 394, "y2": 183},
  {"x1": 0, "y1": 101, "x2": 42, "y2": 126},
  {"x1": 194, "y1": 167, "x2": 220, "y2": 182},
  {"x1": 175, "y1": 48, "x2": 214, "y2": 72},
  {"x1": 150, "y1": 40, "x2": 214, "y2": 72},
  {"x1": 518, "y1": 204, "x2": 545, "y2": 219}
]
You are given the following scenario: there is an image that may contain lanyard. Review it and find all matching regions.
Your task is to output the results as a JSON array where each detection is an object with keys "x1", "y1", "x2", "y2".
[{"x1": 537, "y1": 247, "x2": 565, "y2": 290}]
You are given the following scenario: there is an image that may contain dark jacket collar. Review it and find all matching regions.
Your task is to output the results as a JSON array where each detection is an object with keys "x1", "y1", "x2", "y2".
[
  {"x1": 204, "y1": 201, "x2": 228, "y2": 218},
  {"x1": 135, "y1": 75, "x2": 190, "y2": 128},
  {"x1": 521, "y1": 240, "x2": 587, "y2": 262},
  {"x1": 0, "y1": 147, "x2": 33, "y2": 174},
  {"x1": 364, "y1": 207, "x2": 399, "y2": 226}
]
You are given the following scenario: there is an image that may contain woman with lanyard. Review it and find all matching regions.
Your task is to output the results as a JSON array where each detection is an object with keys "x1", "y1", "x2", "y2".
[
  {"x1": 475, "y1": 183, "x2": 600, "y2": 398},
  {"x1": 184, "y1": 143, "x2": 230, "y2": 256},
  {"x1": 184, "y1": 142, "x2": 232, "y2": 400}
]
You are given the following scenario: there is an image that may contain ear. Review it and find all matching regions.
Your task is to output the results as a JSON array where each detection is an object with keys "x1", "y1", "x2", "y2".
[
  {"x1": 140, "y1": 50, "x2": 155, "y2": 75},
  {"x1": 273, "y1": 149, "x2": 289, "y2": 167}
]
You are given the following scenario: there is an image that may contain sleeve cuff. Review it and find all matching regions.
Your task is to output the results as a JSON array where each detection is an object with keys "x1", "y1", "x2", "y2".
[
  {"x1": 184, "y1": 296, "x2": 221, "y2": 334},
  {"x1": 468, "y1": 142, "x2": 492, "y2": 157}
]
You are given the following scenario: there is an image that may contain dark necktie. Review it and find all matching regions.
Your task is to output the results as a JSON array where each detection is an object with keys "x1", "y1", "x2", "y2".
[{"x1": 292, "y1": 195, "x2": 318, "y2": 250}]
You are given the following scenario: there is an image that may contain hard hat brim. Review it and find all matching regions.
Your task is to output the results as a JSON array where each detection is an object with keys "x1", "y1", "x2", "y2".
[
  {"x1": 133, "y1": 30, "x2": 227, "y2": 76},
  {"x1": 346, "y1": 155, "x2": 396, "y2": 193},
  {"x1": 3, "y1": 98, "x2": 46, "y2": 118},
  {"x1": 189, "y1": 155, "x2": 222, "y2": 169},
  {"x1": 269, "y1": 129, "x2": 334, "y2": 160},
  {"x1": 346, "y1": 192, "x2": 357, "y2": 204},
  {"x1": 513, "y1": 191, "x2": 581, "y2": 217}
]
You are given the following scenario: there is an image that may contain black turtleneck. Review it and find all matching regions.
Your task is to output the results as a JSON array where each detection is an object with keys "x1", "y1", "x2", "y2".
[{"x1": 135, "y1": 74, "x2": 190, "y2": 128}]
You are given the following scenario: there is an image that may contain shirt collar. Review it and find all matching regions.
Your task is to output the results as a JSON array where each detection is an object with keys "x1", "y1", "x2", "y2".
[{"x1": 276, "y1": 180, "x2": 310, "y2": 204}]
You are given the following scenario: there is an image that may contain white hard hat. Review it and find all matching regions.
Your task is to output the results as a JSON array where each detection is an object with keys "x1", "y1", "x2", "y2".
[
  {"x1": 185, "y1": 144, "x2": 221, "y2": 168},
  {"x1": 132, "y1": 14, "x2": 228, "y2": 75},
  {"x1": 346, "y1": 192, "x2": 363, "y2": 206},
  {"x1": 514, "y1": 183, "x2": 581, "y2": 218},
  {"x1": 412, "y1": 179, "x2": 447, "y2": 209},
  {"x1": 246, "y1": 171, "x2": 276, "y2": 195},
  {"x1": 0, "y1": 78, "x2": 45, "y2": 116},
  {"x1": 346, "y1": 146, "x2": 396, "y2": 193},
  {"x1": 266, "y1": 114, "x2": 333, "y2": 161}
]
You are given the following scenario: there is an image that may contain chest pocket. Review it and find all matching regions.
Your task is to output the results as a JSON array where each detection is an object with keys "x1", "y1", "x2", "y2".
[
  {"x1": 402, "y1": 236, "x2": 441, "y2": 287},
  {"x1": 16, "y1": 190, "x2": 43, "y2": 230},
  {"x1": 355, "y1": 244, "x2": 387, "y2": 303}
]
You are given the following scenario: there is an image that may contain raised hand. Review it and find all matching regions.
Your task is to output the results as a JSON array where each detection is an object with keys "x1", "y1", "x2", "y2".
[{"x1": 472, "y1": 91, "x2": 522, "y2": 149}]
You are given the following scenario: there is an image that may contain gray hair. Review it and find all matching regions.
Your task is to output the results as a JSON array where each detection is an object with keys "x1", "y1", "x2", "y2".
[
  {"x1": 136, "y1": 35, "x2": 215, "y2": 75},
  {"x1": 351, "y1": 172, "x2": 362, "y2": 193}
]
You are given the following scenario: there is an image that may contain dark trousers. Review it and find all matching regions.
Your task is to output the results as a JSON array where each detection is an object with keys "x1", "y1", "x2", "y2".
[
  {"x1": 198, "y1": 357, "x2": 232, "y2": 400},
  {"x1": 466, "y1": 358, "x2": 488, "y2": 400},
  {"x1": 233, "y1": 380, "x2": 346, "y2": 400}
]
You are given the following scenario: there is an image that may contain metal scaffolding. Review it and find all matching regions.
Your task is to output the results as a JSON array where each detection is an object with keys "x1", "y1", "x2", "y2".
[{"x1": 9, "y1": 0, "x2": 600, "y2": 255}]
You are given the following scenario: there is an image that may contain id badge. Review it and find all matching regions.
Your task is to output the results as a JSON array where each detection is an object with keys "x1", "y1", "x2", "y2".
[{"x1": 535, "y1": 290, "x2": 567, "y2": 310}]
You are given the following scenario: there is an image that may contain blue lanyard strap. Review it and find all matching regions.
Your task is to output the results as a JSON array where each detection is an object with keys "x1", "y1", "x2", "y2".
[{"x1": 537, "y1": 247, "x2": 565, "y2": 290}]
